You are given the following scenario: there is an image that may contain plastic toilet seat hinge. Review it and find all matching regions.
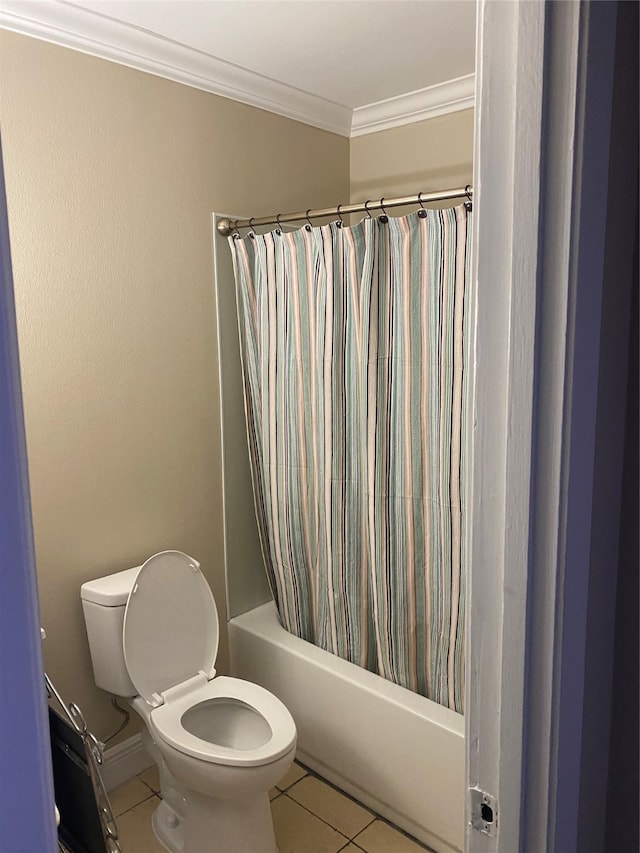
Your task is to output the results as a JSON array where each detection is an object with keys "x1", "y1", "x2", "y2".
[{"x1": 148, "y1": 670, "x2": 215, "y2": 708}]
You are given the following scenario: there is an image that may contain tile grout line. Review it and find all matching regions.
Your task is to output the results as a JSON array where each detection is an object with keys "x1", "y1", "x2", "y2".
[
  {"x1": 284, "y1": 770, "x2": 378, "y2": 840},
  {"x1": 279, "y1": 792, "x2": 352, "y2": 844},
  {"x1": 275, "y1": 764, "x2": 309, "y2": 794},
  {"x1": 292, "y1": 762, "x2": 386, "y2": 820},
  {"x1": 114, "y1": 791, "x2": 159, "y2": 819},
  {"x1": 351, "y1": 817, "x2": 434, "y2": 853},
  {"x1": 336, "y1": 839, "x2": 368, "y2": 853}
]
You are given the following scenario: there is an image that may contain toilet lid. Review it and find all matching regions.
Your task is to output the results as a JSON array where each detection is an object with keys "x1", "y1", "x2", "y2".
[{"x1": 123, "y1": 551, "x2": 219, "y2": 705}]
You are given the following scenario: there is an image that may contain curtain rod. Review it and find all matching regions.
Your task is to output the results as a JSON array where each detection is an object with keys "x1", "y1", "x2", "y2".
[{"x1": 216, "y1": 186, "x2": 473, "y2": 236}]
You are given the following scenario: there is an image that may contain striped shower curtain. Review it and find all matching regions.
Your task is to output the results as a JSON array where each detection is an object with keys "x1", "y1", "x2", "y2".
[{"x1": 229, "y1": 206, "x2": 471, "y2": 713}]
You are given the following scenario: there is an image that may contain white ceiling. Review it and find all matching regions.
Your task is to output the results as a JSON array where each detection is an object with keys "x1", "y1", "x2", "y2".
[{"x1": 0, "y1": 0, "x2": 477, "y2": 136}]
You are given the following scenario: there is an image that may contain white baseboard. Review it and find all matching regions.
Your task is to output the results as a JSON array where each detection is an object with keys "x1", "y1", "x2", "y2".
[{"x1": 101, "y1": 733, "x2": 154, "y2": 791}]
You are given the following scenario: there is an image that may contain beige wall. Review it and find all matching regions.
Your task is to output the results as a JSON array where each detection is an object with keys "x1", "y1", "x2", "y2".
[
  {"x1": 350, "y1": 109, "x2": 474, "y2": 203},
  {"x1": 0, "y1": 31, "x2": 349, "y2": 742}
]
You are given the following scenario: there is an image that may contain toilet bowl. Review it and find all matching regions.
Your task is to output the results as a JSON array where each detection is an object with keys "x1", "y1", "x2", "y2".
[{"x1": 81, "y1": 550, "x2": 296, "y2": 853}]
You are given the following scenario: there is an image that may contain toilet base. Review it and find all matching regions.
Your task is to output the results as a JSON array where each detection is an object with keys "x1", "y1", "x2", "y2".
[
  {"x1": 149, "y1": 792, "x2": 280, "y2": 853},
  {"x1": 183, "y1": 788, "x2": 278, "y2": 853},
  {"x1": 151, "y1": 799, "x2": 184, "y2": 852}
]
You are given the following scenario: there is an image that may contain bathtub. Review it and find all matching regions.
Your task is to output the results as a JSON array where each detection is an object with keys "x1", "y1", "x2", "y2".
[{"x1": 228, "y1": 601, "x2": 464, "y2": 853}]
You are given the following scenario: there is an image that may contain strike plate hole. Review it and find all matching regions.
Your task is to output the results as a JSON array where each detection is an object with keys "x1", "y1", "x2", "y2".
[{"x1": 481, "y1": 804, "x2": 494, "y2": 823}]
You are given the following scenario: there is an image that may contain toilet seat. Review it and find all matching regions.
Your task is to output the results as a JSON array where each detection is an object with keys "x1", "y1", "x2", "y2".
[
  {"x1": 121, "y1": 551, "x2": 296, "y2": 769},
  {"x1": 123, "y1": 550, "x2": 219, "y2": 705},
  {"x1": 149, "y1": 674, "x2": 297, "y2": 767}
]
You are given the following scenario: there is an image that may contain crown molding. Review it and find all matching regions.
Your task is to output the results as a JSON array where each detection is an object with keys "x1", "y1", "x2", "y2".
[
  {"x1": 0, "y1": 0, "x2": 352, "y2": 137},
  {"x1": 351, "y1": 74, "x2": 475, "y2": 137},
  {"x1": 0, "y1": 1, "x2": 474, "y2": 140}
]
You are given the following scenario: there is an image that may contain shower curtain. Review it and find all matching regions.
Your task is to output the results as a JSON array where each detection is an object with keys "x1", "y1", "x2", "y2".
[{"x1": 229, "y1": 206, "x2": 471, "y2": 713}]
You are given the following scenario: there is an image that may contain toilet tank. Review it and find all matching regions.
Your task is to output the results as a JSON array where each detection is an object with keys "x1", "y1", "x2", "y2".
[{"x1": 81, "y1": 566, "x2": 141, "y2": 697}]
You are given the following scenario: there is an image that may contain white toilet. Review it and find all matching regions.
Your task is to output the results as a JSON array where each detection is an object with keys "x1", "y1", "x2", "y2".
[{"x1": 80, "y1": 550, "x2": 296, "y2": 853}]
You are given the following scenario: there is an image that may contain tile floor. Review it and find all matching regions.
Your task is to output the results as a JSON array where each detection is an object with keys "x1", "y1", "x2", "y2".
[{"x1": 109, "y1": 760, "x2": 433, "y2": 853}]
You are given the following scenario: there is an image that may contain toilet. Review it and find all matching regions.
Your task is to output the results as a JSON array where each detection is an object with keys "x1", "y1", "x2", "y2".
[{"x1": 80, "y1": 550, "x2": 296, "y2": 853}]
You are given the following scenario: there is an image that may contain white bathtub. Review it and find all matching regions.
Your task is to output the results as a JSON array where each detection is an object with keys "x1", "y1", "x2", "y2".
[{"x1": 228, "y1": 601, "x2": 464, "y2": 853}]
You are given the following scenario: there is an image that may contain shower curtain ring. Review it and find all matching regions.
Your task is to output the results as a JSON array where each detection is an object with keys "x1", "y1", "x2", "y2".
[
  {"x1": 305, "y1": 209, "x2": 313, "y2": 231},
  {"x1": 417, "y1": 191, "x2": 427, "y2": 218},
  {"x1": 464, "y1": 185, "x2": 473, "y2": 212},
  {"x1": 248, "y1": 217, "x2": 256, "y2": 239},
  {"x1": 276, "y1": 213, "x2": 283, "y2": 234},
  {"x1": 336, "y1": 204, "x2": 344, "y2": 227},
  {"x1": 364, "y1": 199, "x2": 373, "y2": 219},
  {"x1": 379, "y1": 198, "x2": 389, "y2": 224}
]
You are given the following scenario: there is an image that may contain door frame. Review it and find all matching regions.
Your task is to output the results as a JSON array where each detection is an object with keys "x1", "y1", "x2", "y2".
[{"x1": 467, "y1": 1, "x2": 634, "y2": 850}]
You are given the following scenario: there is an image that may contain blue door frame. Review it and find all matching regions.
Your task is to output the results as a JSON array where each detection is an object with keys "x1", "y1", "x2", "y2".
[{"x1": 0, "y1": 135, "x2": 58, "y2": 851}]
